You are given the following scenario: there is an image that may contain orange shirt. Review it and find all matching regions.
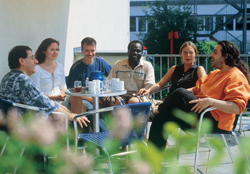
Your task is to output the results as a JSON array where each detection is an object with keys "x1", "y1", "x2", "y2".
[{"x1": 193, "y1": 67, "x2": 250, "y2": 131}]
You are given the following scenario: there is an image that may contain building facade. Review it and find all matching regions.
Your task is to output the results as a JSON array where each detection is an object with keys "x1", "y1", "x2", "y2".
[{"x1": 130, "y1": 0, "x2": 250, "y2": 52}]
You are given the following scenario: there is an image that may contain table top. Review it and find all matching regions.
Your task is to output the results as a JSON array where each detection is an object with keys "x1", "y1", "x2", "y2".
[{"x1": 65, "y1": 88, "x2": 127, "y2": 97}]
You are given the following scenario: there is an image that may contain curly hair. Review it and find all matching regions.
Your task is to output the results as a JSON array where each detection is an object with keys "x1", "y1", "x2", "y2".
[{"x1": 218, "y1": 40, "x2": 250, "y2": 84}]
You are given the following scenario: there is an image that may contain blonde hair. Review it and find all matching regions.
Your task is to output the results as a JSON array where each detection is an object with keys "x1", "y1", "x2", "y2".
[{"x1": 179, "y1": 41, "x2": 198, "y2": 63}]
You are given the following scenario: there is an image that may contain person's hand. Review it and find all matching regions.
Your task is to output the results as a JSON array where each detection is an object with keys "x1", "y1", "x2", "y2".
[
  {"x1": 57, "y1": 94, "x2": 67, "y2": 101},
  {"x1": 189, "y1": 98, "x2": 212, "y2": 113},
  {"x1": 155, "y1": 105, "x2": 160, "y2": 115},
  {"x1": 138, "y1": 88, "x2": 149, "y2": 95},
  {"x1": 48, "y1": 94, "x2": 67, "y2": 101},
  {"x1": 75, "y1": 116, "x2": 90, "y2": 128}
]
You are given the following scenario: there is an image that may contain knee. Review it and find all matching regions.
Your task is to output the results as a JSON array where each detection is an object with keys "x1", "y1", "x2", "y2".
[
  {"x1": 69, "y1": 96, "x2": 82, "y2": 104},
  {"x1": 128, "y1": 97, "x2": 140, "y2": 104},
  {"x1": 172, "y1": 88, "x2": 187, "y2": 95}
]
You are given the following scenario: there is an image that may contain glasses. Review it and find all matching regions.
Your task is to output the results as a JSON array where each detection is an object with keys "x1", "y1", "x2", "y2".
[
  {"x1": 182, "y1": 51, "x2": 194, "y2": 55},
  {"x1": 50, "y1": 49, "x2": 60, "y2": 52},
  {"x1": 27, "y1": 55, "x2": 36, "y2": 60}
]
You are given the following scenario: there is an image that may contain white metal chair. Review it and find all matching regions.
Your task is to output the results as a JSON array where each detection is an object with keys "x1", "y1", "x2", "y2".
[
  {"x1": 238, "y1": 100, "x2": 250, "y2": 132},
  {"x1": 194, "y1": 107, "x2": 250, "y2": 174},
  {"x1": 0, "y1": 98, "x2": 69, "y2": 173}
]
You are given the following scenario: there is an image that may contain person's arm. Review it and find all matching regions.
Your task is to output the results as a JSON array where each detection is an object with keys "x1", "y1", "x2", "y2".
[
  {"x1": 186, "y1": 87, "x2": 194, "y2": 94},
  {"x1": 143, "y1": 62, "x2": 156, "y2": 90},
  {"x1": 197, "y1": 66, "x2": 206, "y2": 79},
  {"x1": 101, "y1": 58, "x2": 112, "y2": 77},
  {"x1": 67, "y1": 68, "x2": 77, "y2": 88},
  {"x1": 138, "y1": 66, "x2": 176, "y2": 95},
  {"x1": 189, "y1": 98, "x2": 241, "y2": 114},
  {"x1": 47, "y1": 93, "x2": 67, "y2": 101},
  {"x1": 55, "y1": 104, "x2": 90, "y2": 128},
  {"x1": 107, "y1": 61, "x2": 118, "y2": 80}
]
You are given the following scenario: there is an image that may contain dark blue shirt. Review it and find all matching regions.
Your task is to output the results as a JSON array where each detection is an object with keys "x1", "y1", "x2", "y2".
[{"x1": 67, "y1": 57, "x2": 112, "y2": 88}]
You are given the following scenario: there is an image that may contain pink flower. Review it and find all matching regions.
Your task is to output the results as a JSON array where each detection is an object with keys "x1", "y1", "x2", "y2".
[{"x1": 112, "y1": 107, "x2": 132, "y2": 140}]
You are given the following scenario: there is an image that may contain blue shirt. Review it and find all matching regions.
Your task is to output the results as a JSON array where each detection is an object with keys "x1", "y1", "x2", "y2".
[
  {"x1": 67, "y1": 57, "x2": 112, "y2": 88},
  {"x1": 0, "y1": 70, "x2": 59, "y2": 115}
]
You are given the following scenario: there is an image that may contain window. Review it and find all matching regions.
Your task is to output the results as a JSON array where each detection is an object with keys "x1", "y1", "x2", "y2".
[
  {"x1": 139, "y1": 17, "x2": 146, "y2": 32},
  {"x1": 130, "y1": 17, "x2": 136, "y2": 32},
  {"x1": 216, "y1": 16, "x2": 224, "y2": 30},
  {"x1": 236, "y1": 16, "x2": 243, "y2": 30},
  {"x1": 205, "y1": 16, "x2": 212, "y2": 31},
  {"x1": 185, "y1": 16, "x2": 193, "y2": 28},
  {"x1": 197, "y1": 16, "x2": 204, "y2": 31},
  {"x1": 226, "y1": 15, "x2": 233, "y2": 30}
]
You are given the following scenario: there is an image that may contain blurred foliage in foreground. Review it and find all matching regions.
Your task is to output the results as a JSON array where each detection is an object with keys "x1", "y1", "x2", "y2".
[{"x1": 0, "y1": 108, "x2": 249, "y2": 174}]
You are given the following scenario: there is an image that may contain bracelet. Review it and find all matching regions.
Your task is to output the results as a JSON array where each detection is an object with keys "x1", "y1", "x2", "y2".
[{"x1": 213, "y1": 100, "x2": 216, "y2": 107}]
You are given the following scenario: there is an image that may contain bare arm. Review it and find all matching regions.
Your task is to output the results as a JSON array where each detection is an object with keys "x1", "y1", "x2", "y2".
[
  {"x1": 55, "y1": 104, "x2": 90, "y2": 128},
  {"x1": 197, "y1": 66, "x2": 206, "y2": 79},
  {"x1": 138, "y1": 66, "x2": 176, "y2": 95},
  {"x1": 189, "y1": 98, "x2": 241, "y2": 114}
]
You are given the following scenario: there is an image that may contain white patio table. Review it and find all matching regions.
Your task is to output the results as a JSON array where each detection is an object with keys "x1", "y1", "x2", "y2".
[{"x1": 65, "y1": 88, "x2": 127, "y2": 132}]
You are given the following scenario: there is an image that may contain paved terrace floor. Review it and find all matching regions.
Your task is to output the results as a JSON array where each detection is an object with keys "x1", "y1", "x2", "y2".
[{"x1": 88, "y1": 117, "x2": 250, "y2": 174}]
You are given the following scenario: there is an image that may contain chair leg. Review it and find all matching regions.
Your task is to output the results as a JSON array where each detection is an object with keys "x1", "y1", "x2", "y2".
[
  {"x1": 13, "y1": 147, "x2": 25, "y2": 174},
  {"x1": 102, "y1": 147, "x2": 113, "y2": 174},
  {"x1": 238, "y1": 113, "x2": 243, "y2": 133},
  {"x1": 221, "y1": 134, "x2": 234, "y2": 163},
  {"x1": 230, "y1": 132, "x2": 250, "y2": 173},
  {"x1": 0, "y1": 136, "x2": 10, "y2": 157},
  {"x1": 176, "y1": 128, "x2": 181, "y2": 162},
  {"x1": 142, "y1": 140, "x2": 148, "y2": 148},
  {"x1": 194, "y1": 133, "x2": 201, "y2": 174},
  {"x1": 204, "y1": 134, "x2": 211, "y2": 151},
  {"x1": 43, "y1": 148, "x2": 48, "y2": 171}
]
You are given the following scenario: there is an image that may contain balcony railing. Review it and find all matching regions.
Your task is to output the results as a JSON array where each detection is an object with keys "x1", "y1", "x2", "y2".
[{"x1": 144, "y1": 54, "x2": 250, "y2": 99}]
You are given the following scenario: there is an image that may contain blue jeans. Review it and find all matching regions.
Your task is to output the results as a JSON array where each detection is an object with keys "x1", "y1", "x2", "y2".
[{"x1": 81, "y1": 100, "x2": 93, "y2": 111}]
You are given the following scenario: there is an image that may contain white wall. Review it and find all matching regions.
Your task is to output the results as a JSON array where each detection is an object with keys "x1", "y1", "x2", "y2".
[{"x1": 0, "y1": 0, "x2": 129, "y2": 80}]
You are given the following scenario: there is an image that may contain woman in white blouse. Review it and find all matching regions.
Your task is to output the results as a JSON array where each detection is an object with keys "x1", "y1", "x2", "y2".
[{"x1": 31, "y1": 38, "x2": 86, "y2": 113}]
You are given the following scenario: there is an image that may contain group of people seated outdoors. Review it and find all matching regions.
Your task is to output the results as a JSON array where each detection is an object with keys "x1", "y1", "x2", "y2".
[{"x1": 0, "y1": 36, "x2": 250, "y2": 150}]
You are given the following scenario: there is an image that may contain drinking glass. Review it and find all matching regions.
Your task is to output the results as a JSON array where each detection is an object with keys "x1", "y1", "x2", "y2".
[{"x1": 74, "y1": 81, "x2": 82, "y2": 93}]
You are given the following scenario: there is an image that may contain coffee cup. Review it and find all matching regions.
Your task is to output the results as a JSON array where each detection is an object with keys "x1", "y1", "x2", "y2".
[
  {"x1": 93, "y1": 80, "x2": 104, "y2": 91},
  {"x1": 117, "y1": 81, "x2": 124, "y2": 91},
  {"x1": 88, "y1": 81, "x2": 96, "y2": 94},
  {"x1": 111, "y1": 78, "x2": 119, "y2": 90}
]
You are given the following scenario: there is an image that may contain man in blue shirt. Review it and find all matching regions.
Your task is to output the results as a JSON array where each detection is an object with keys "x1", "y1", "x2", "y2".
[
  {"x1": 0, "y1": 46, "x2": 90, "y2": 129},
  {"x1": 67, "y1": 37, "x2": 112, "y2": 111}
]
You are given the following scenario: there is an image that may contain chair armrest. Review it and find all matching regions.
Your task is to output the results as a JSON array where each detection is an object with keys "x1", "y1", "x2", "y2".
[
  {"x1": 197, "y1": 107, "x2": 216, "y2": 133},
  {"x1": 73, "y1": 107, "x2": 114, "y2": 143},
  {"x1": 12, "y1": 103, "x2": 39, "y2": 111}
]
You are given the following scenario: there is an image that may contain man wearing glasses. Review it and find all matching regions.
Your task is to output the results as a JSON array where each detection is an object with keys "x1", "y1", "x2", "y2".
[{"x1": 0, "y1": 46, "x2": 90, "y2": 128}]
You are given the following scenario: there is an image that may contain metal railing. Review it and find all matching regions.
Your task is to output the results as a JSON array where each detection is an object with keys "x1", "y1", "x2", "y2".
[{"x1": 145, "y1": 54, "x2": 250, "y2": 99}]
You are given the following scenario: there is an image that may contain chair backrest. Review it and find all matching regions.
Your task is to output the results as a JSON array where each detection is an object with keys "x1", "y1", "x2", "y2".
[
  {"x1": 113, "y1": 102, "x2": 151, "y2": 146},
  {"x1": 0, "y1": 98, "x2": 15, "y2": 132}
]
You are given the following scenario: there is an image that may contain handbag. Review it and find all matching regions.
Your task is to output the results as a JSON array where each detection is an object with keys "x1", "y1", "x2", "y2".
[{"x1": 132, "y1": 94, "x2": 162, "y2": 122}]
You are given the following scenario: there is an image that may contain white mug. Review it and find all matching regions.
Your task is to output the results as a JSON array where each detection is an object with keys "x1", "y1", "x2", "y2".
[
  {"x1": 116, "y1": 81, "x2": 124, "y2": 91},
  {"x1": 111, "y1": 78, "x2": 119, "y2": 90},
  {"x1": 93, "y1": 80, "x2": 104, "y2": 91},
  {"x1": 88, "y1": 81, "x2": 96, "y2": 94}
]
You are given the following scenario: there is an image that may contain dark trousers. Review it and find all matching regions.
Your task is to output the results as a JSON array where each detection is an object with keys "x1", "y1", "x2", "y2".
[{"x1": 148, "y1": 88, "x2": 221, "y2": 149}]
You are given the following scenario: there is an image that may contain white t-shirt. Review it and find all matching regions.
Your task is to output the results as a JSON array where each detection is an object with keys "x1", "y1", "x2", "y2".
[{"x1": 30, "y1": 62, "x2": 67, "y2": 96}]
